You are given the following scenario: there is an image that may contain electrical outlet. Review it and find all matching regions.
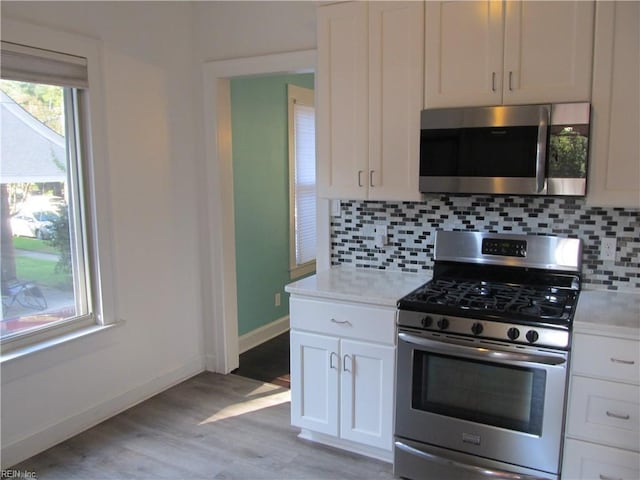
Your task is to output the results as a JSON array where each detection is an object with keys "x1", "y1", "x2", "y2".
[
  {"x1": 600, "y1": 237, "x2": 617, "y2": 261},
  {"x1": 275, "y1": 293, "x2": 281, "y2": 307},
  {"x1": 374, "y1": 224, "x2": 388, "y2": 249},
  {"x1": 330, "y1": 199, "x2": 342, "y2": 217}
]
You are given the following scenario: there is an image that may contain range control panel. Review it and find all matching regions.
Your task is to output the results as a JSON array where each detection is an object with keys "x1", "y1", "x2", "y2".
[{"x1": 482, "y1": 238, "x2": 527, "y2": 258}]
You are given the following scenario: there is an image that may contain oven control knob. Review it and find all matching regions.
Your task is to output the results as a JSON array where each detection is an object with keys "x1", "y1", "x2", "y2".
[
  {"x1": 471, "y1": 322, "x2": 483, "y2": 335},
  {"x1": 526, "y1": 330, "x2": 539, "y2": 344},
  {"x1": 421, "y1": 316, "x2": 433, "y2": 328},
  {"x1": 437, "y1": 318, "x2": 449, "y2": 330},
  {"x1": 507, "y1": 327, "x2": 520, "y2": 340}
]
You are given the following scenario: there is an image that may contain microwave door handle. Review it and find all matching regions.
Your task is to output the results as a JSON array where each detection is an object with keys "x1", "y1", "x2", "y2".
[{"x1": 535, "y1": 106, "x2": 550, "y2": 193}]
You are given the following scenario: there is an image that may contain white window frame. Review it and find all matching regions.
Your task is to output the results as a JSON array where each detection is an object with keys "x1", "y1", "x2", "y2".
[
  {"x1": 1, "y1": 19, "x2": 116, "y2": 356},
  {"x1": 287, "y1": 84, "x2": 316, "y2": 279}
]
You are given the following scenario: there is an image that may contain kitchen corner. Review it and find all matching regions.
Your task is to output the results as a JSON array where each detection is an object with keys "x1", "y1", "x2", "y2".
[{"x1": 286, "y1": 234, "x2": 640, "y2": 479}]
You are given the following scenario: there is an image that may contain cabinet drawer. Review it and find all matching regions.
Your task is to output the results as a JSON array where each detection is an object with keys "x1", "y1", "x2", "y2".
[
  {"x1": 562, "y1": 438, "x2": 640, "y2": 480},
  {"x1": 572, "y1": 333, "x2": 639, "y2": 384},
  {"x1": 290, "y1": 297, "x2": 395, "y2": 345},
  {"x1": 567, "y1": 376, "x2": 640, "y2": 451}
]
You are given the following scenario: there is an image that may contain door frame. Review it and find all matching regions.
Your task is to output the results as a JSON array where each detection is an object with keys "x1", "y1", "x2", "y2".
[{"x1": 202, "y1": 50, "x2": 327, "y2": 373}]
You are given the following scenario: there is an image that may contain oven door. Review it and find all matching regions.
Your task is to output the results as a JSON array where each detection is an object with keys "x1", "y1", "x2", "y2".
[{"x1": 395, "y1": 330, "x2": 569, "y2": 476}]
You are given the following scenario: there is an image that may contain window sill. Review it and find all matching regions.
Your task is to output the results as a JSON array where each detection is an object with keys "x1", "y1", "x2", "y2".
[
  {"x1": 0, "y1": 321, "x2": 123, "y2": 365},
  {"x1": 290, "y1": 261, "x2": 316, "y2": 280}
]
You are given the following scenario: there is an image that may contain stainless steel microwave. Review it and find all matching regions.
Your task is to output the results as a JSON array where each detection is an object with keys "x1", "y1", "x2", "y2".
[{"x1": 419, "y1": 103, "x2": 591, "y2": 196}]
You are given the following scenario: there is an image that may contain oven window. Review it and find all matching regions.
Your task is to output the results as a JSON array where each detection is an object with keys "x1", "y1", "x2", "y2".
[{"x1": 412, "y1": 352, "x2": 546, "y2": 436}]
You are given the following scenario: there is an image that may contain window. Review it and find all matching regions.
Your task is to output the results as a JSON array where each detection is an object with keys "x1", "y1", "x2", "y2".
[
  {"x1": 288, "y1": 84, "x2": 316, "y2": 279},
  {"x1": 0, "y1": 26, "x2": 113, "y2": 352}
]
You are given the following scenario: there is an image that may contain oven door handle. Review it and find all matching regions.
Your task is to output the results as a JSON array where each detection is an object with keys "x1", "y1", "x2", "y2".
[
  {"x1": 398, "y1": 332, "x2": 566, "y2": 366},
  {"x1": 395, "y1": 440, "x2": 547, "y2": 480}
]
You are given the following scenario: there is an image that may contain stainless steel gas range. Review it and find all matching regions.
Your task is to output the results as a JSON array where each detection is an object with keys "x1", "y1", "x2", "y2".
[{"x1": 394, "y1": 230, "x2": 583, "y2": 480}]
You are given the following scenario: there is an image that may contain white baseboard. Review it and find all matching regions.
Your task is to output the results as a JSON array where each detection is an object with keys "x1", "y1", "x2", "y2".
[
  {"x1": 298, "y1": 429, "x2": 393, "y2": 463},
  {"x1": 1, "y1": 356, "x2": 204, "y2": 468},
  {"x1": 238, "y1": 315, "x2": 289, "y2": 354}
]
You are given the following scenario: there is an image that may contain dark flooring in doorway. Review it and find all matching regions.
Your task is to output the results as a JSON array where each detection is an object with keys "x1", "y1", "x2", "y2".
[{"x1": 234, "y1": 331, "x2": 290, "y2": 388}]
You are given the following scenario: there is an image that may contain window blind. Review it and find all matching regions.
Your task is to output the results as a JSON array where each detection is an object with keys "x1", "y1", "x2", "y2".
[
  {"x1": 293, "y1": 101, "x2": 316, "y2": 266},
  {"x1": 1, "y1": 41, "x2": 88, "y2": 88}
]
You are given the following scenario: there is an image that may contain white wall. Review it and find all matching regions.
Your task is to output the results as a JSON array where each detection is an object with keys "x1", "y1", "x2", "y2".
[
  {"x1": 1, "y1": 1, "x2": 204, "y2": 467},
  {"x1": 0, "y1": 0, "x2": 316, "y2": 467}
]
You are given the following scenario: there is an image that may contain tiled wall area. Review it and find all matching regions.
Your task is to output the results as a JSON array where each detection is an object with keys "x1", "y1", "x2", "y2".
[{"x1": 330, "y1": 196, "x2": 640, "y2": 292}]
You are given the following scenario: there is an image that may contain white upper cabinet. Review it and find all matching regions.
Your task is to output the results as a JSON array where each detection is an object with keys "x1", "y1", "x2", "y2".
[
  {"x1": 316, "y1": 2, "x2": 369, "y2": 200},
  {"x1": 587, "y1": 1, "x2": 640, "y2": 208},
  {"x1": 425, "y1": 1, "x2": 504, "y2": 108},
  {"x1": 502, "y1": 1, "x2": 594, "y2": 104},
  {"x1": 425, "y1": 1, "x2": 595, "y2": 108},
  {"x1": 368, "y1": 1, "x2": 423, "y2": 201},
  {"x1": 317, "y1": 1, "x2": 423, "y2": 201}
]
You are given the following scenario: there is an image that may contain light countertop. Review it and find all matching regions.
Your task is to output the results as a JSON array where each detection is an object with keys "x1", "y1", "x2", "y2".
[
  {"x1": 574, "y1": 289, "x2": 640, "y2": 339},
  {"x1": 285, "y1": 265, "x2": 431, "y2": 307},
  {"x1": 286, "y1": 268, "x2": 640, "y2": 339}
]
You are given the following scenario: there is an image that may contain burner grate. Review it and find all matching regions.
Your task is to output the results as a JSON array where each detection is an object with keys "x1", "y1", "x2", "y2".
[{"x1": 407, "y1": 279, "x2": 574, "y2": 321}]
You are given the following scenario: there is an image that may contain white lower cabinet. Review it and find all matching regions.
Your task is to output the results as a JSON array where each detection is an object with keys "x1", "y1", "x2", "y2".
[
  {"x1": 563, "y1": 439, "x2": 640, "y2": 480},
  {"x1": 289, "y1": 297, "x2": 396, "y2": 460},
  {"x1": 563, "y1": 331, "x2": 640, "y2": 479},
  {"x1": 340, "y1": 339, "x2": 394, "y2": 450},
  {"x1": 290, "y1": 331, "x2": 340, "y2": 437}
]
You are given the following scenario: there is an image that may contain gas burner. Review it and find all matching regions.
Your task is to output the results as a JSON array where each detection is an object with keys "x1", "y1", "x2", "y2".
[
  {"x1": 516, "y1": 297, "x2": 566, "y2": 318},
  {"x1": 403, "y1": 278, "x2": 575, "y2": 322},
  {"x1": 398, "y1": 231, "x2": 582, "y2": 351}
]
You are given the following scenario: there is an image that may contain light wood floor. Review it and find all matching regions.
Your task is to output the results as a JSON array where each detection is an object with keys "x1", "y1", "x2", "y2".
[{"x1": 12, "y1": 372, "x2": 395, "y2": 479}]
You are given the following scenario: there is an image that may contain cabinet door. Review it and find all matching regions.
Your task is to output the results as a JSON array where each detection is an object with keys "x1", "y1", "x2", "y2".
[
  {"x1": 503, "y1": 1, "x2": 594, "y2": 104},
  {"x1": 290, "y1": 331, "x2": 339, "y2": 436},
  {"x1": 424, "y1": 1, "x2": 503, "y2": 108},
  {"x1": 316, "y1": 2, "x2": 369, "y2": 200},
  {"x1": 340, "y1": 339, "x2": 395, "y2": 450},
  {"x1": 368, "y1": 1, "x2": 423, "y2": 201},
  {"x1": 587, "y1": 1, "x2": 640, "y2": 208}
]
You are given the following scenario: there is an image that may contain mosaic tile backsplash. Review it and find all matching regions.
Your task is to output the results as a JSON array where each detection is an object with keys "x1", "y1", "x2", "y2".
[{"x1": 330, "y1": 195, "x2": 640, "y2": 292}]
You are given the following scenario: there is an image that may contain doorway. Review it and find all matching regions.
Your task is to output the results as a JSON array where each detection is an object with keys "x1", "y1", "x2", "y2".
[{"x1": 202, "y1": 50, "x2": 329, "y2": 375}]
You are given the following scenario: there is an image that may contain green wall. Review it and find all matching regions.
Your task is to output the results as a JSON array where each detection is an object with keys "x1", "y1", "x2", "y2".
[{"x1": 231, "y1": 73, "x2": 315, "y2": 337}]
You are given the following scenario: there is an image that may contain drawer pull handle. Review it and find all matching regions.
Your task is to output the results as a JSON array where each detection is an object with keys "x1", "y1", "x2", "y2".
[
  {"x1": 606, "y1": 411, "x2": 630, "y2": 420},
  {"x1": 331, "y1": 318, "x2": 352, "y2": 327},
  {"x1": 599, "y1": 475, "x2": 623, "y2": 480},
  {"x1": 611, "y1": 357, "x2": 635, "y2": 365}
]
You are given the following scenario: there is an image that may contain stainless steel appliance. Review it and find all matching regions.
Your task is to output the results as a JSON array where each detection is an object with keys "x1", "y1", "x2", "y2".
[
  {"x1": 394, "y1": 230, "x2": 583, "y2": 480},
  {"x1": 419, "y1": 103, "x2": 590, "y2": 196}
]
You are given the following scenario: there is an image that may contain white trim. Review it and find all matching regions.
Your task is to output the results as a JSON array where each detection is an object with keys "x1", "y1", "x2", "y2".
[
  {"x1": 202, "y1": 50, "x2": 321, "y2": 374},
  {"x1": 238, "y1": 315, "x2": 290, "y2": 354},
  {"x1": 297, "y1": 429, "x2": 393, "y2": 463},
  {"x1": 1, "y1": 356, "x2": 204, "y2": 468}
]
